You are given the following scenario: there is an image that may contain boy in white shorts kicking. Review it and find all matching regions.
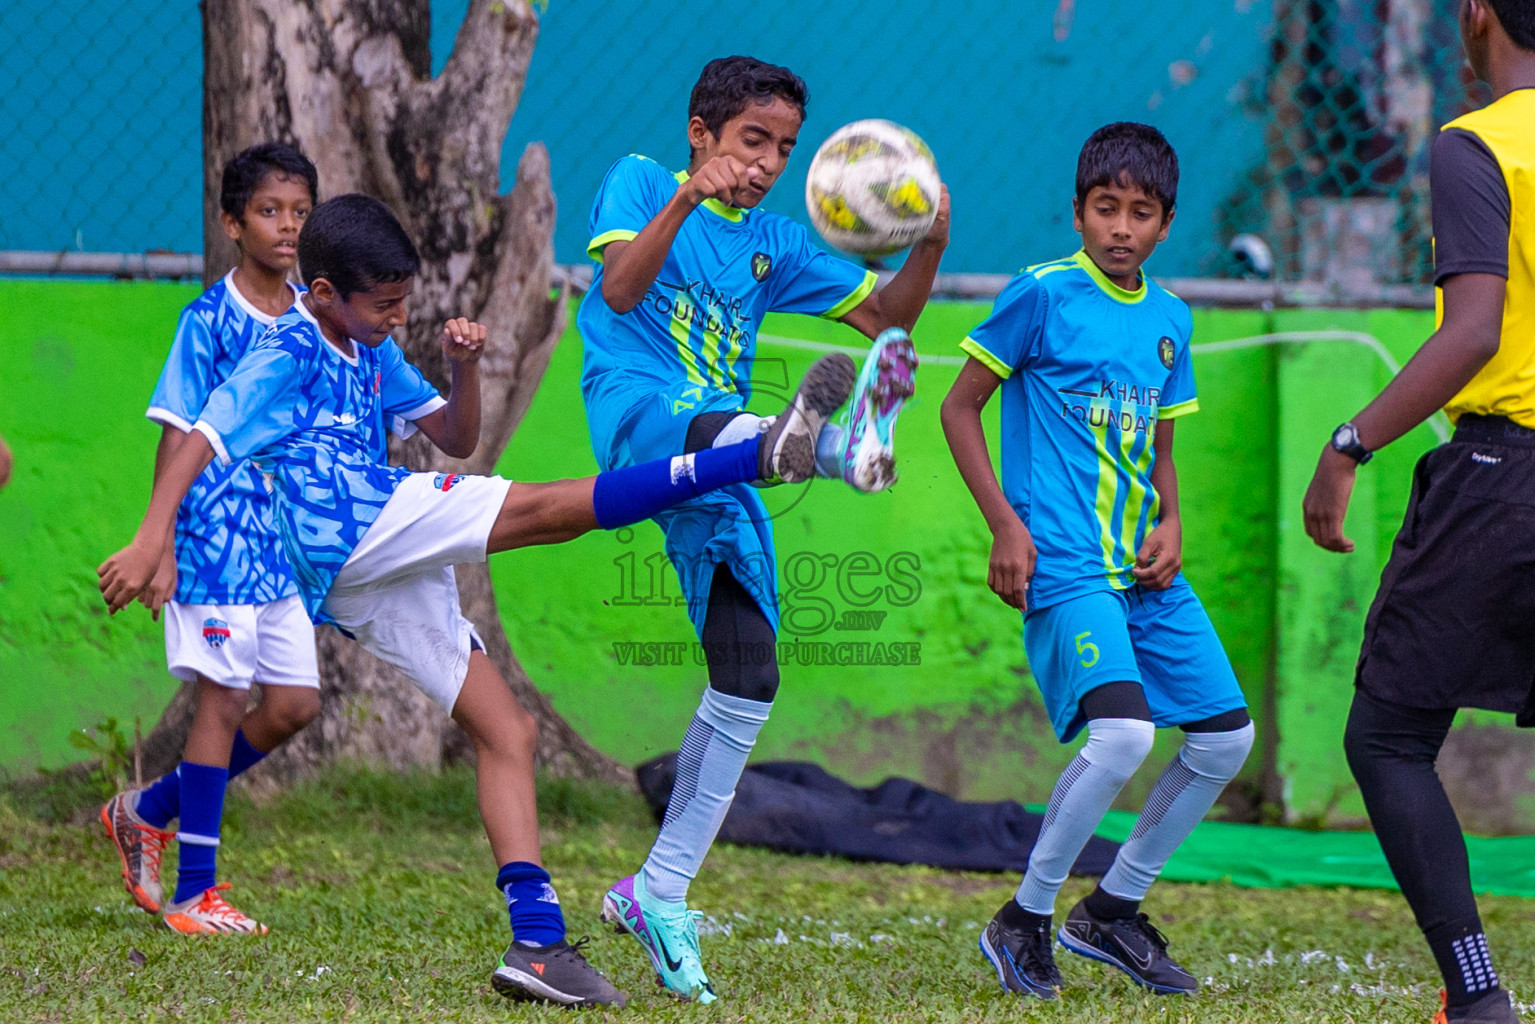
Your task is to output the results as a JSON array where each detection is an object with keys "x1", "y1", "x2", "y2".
[
  {"x1": 101, "y1": 143, "x2": 323, "y2": 937},
  {"x1": 98, "y1": 192, "x2": 854, "y2": 1007}
]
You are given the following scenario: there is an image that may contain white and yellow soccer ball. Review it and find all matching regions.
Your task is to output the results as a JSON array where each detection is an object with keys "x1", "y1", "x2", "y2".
[{"x1": 805, "y1": 119, "x2": 940, "y2": 257}]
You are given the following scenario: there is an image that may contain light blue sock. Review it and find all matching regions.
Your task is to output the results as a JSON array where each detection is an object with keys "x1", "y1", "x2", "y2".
[
  {"x1": 1014, "y1": 719, "x2": 1155, "y2": 915},
  {"x1": 642, "y1": 688, "x2": 771, "y2": 903},
  {"x1": 1099, "y1": 723, "x2": 1255, "y2": 901},
  {"x1": 814, "y1": 423, "x2": 846, "y2": 479}
]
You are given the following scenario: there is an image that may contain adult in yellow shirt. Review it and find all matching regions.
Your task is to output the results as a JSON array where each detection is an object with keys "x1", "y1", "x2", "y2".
[{"x1": 1304, "y1": 2, "x2": 1535, "y2": 1022}]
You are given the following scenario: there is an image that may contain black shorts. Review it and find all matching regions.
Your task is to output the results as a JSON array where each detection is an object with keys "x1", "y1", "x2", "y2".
[{"x1": 1356, "y1": 414, "x2": 1535, "y2": 725}]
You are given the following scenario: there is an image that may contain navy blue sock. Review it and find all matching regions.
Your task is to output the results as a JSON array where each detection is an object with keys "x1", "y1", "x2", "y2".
[
  {"x1": 134, "y1": 767, "x2": 181, "y2": 829},
  {"x1": 228, "y1": 729, "x2": 268, "y2": 778},
  {"x1": 496, "y1": 861, "x2": 566, "y2": 947},
  {"x1": 592, "y1": 439, "x2": 760, "y2": 530},
  {"x1": 172, "y1": 761, "x2": 228, "y2": 904}
]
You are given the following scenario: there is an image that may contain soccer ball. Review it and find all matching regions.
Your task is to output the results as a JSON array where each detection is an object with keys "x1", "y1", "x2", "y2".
[{"x1": 805, "y1": 119, "x2": 941, "y2": 257}]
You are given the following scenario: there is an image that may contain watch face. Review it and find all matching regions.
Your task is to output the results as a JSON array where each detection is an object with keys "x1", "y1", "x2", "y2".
[{"x1": 1333, "y1": 424, "x2": 1356, "y2": 449}]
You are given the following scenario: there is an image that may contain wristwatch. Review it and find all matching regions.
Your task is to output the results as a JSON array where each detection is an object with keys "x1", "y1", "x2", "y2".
[{"x1": 1330, "y1": 422, "x2": 1373, "y2": 464}]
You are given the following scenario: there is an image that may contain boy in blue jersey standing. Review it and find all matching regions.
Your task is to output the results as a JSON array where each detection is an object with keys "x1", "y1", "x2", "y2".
[
  {"x1": 942, "y1": 123, "x2": 1253, "y2": 999},
  {"x1": 579, "y1": 55, "x2": 949, "y2": 1002},
  {"x1": 100, "y1": 192, "x2": 854, "y2": 1007},
  {"x1": 101, "y1": 143, "x2": 322, "y2": 936}
]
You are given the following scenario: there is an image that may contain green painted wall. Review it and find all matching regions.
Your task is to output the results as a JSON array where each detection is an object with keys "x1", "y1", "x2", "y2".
[{"x1": 3, "y1": 281, "x2": 1527, "y2": 828}]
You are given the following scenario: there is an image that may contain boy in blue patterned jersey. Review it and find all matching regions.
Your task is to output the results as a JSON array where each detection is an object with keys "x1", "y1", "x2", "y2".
[
  {"x1": 101, "y1": 143, "x2": 322, "y2": 937},
  {"x1": 580, "y1": 55, "x2": 949, "y2": 1002},
  {"x1": 942, "y1": 123, "x2": 1252, "y2": 999},
  {"x1": 99, "y1": 192, "x2": 853, "y2": 1007}
]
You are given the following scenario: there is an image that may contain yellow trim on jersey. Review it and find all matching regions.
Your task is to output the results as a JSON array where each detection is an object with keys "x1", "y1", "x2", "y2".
[
  {"x1": 1091, "y1": 418, "x2": 1131, "y2": 590},
  {"x1": 1159, "y1": 398, "x2": 1200, "y2": 419},
  {"x1": 1028, "y1": 259, "x2": 1077, "y2": 280},
  {"x1": 823, "y1": 270, "x2": 878, "y2": 320},
  {"x1": 1439, "y1": 90, "x2": 1535, "y2": 429},
  {"x1": 959, "y1": 337, "x2": 1012, "y2": 379},
  {"x1": 673, "y1": 170, "x2": 746, "y2": 222},
  {"x1": 587, "y1": 229, "x2": 639, "y2": 262},
  {"x1": 1073, "y1": 250, "x2": 1147, "y2": 304},
  {"x1": 669, "y1": 301, "x2": 708, "y2": 387}
]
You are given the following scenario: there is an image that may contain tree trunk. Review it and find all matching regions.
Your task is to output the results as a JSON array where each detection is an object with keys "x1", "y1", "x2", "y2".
[{"x1": 132, "y1": 0, "x2": 626, "y2": 788}]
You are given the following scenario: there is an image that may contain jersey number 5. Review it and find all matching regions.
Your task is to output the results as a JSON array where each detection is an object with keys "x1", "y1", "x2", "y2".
[{"x1": 1075, "y1": 631, "x2": 1100, "y2": 669}]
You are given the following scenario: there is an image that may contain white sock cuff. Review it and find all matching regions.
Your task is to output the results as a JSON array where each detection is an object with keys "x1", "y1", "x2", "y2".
[
  {"x1": 1081, "y1": 718, "x2": 1156, "y2": 776},
  {"x1": 1180, "y1": 722, "x2": 1255, "y2": 781},
  {"x1": 178, "y1": 832, "x2": 221, "y2": 847}
]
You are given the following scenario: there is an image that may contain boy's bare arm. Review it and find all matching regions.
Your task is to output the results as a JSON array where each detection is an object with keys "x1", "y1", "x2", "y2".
[
  {"x1": 1304, "y1": 272, "x2": 1505, "y2": 552},
  {"x1": 99, "y1": 432, "x2": 217, "y2": 612},
  {"x1": 838, "y1": 186, "x2": 951, "y2": 339},
  {"x1": 413, "y1": 318, "x2": 486, "y2": 460},
  {"x1": 941, "y1": 357, "x2": 1035, "y2": 610},
  {"x1": 1133, "y1": 420, "x2": 1182, "y2": 590},
  {"x1": 600, "y1": 157, "x2": 758, "y2": 314},
  {"x1": 140, "y1": 425, "x2": 186, "y2": 618}
]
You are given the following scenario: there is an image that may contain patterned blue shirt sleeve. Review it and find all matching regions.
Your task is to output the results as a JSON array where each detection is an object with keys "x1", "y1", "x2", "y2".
[
  {"x1": 193, "y1": 344, "x2": 303, "y2": 465},
  {"x1": 1159, "y1": 301, "x2": 1199, "y2": 419},
  {"x1": 148, "y1": 305, "x2": 221, "y2": 431},
  {"x1": 959, "y1": 272, "x2": 1047, "y2": 379},
  {"x1": 377, "y1": 339, "x2": 446, "y2": 438},
  {"x1": 765, "y1": 223, "x2": 877, "y2": 319},
  {"x1": 587, "y1": 155, "x2": 667, "y2": 261}
]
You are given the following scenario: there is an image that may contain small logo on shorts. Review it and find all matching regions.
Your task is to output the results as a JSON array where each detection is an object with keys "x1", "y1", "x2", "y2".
[
  {"x1": 1157, "y1": 336, "x2": 1175, "y2": 369},
  {"x1": 433, "y1": 473, "x2": 465, "y2": 491},
  {"x1": 1472, "y1": 451, "x2": 1503, "y2": 465},
  {"x1": 202, "y1": 618, "x2": 231, "y2": 649},
  {"x1": 751, "y1": 252, "x2": 772, "y2": 282}
]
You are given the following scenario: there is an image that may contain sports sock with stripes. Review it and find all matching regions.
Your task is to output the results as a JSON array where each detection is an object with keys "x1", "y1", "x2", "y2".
[
  {"x1": 172, "y1": 760, "x2": 228, "y2": 903},
  {"x1": 642, "y1": 687, "x2": 771, "y2": 903},
  {"x1": 1014, "y1": 718, "x2": 1154, "y2": 915},
  {"x1": 1098, "y1": 723, "x2": 1254, "y2": 902}
]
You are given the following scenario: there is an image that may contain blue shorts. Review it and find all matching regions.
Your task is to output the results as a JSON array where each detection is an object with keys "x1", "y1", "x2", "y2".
[
  {"x1": 1023, "y1": 579, "x2": 1246, "y2": 742},
  {"x1": 594, "y1": 381, "x2": 779, "y2": 637}
]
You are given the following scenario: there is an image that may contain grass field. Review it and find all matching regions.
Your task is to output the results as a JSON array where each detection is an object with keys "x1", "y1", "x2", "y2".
[{"x1": 2, "y1": 768, "x2": 1531, "y2": 1023}]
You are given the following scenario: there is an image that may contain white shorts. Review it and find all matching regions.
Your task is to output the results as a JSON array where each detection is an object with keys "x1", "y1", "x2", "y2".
[
  {"x1": 164, "y1": 594, "x2": 319, "y2": 690},
  {"x1": 322, "y1": 471, "x2": 512, "y2": 713}
]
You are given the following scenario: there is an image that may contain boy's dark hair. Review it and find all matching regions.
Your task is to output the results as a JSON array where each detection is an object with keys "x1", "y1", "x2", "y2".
[
  {"x1": 688, "y1": 56, "x2": 809, "y2": 149},
  {"x1": 1488, "y1": 0, "x2": 1535, "y2": 50},
  {"x1": 1076, "y1": 122, "x2": 1179, "y2": 215},
  {"x1": 219, "y1": 142, "x2": 319, "y2": 220},
  {"x1": 297, "y1": 194, "x2": 420, "y2": 298}
]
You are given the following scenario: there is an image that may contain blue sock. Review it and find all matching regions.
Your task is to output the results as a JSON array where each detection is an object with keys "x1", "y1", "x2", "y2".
[
  {"x1": 172, "y1": 761, "x2": 228, "y2": 904},
  {"x1": 592, "y1": 440, "x2": 760, "y2": 530},
  {"x1": 133, "y1": 730, "x2": 269, "y2": 830},
  {"x1": 496, "y1": 862, "x2": 566, "y2": 948},
  {"x1": 134, "y1": 767, "x2": 181, "y2": 829},
  {"x1": 228, "y1": 729, "x2": 268, "y2": 777}
]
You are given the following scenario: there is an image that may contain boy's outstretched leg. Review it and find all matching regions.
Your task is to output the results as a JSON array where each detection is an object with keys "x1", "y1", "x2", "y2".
[{"x1": 450, "y1": 652, "x2": 626, "y2": 1008}]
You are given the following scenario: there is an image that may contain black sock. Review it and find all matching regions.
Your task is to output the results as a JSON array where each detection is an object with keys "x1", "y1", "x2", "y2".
[
  {"x1": 1083, "y1": 885, "x2": 1140, "y2": 921},
  {"x1": 1426, "y1": 917, "x2": 1500, "y2": 1007},
  {"x1": 998, "y1": 898, "x2": 1050, "y2": 933}
]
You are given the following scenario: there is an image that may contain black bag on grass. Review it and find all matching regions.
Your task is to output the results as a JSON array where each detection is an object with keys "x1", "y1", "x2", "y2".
[{"x1": 635, "y1": 754, "x2": 1119, "y2": 876}]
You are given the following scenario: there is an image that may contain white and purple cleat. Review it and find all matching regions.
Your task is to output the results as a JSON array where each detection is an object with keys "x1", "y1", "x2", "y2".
[
  {"x1": 600, "y1": 873, "x2": 716, "y2": 1003},
  {"x1": 838, "y1": 327, "x2": 918, "y2": 492}
]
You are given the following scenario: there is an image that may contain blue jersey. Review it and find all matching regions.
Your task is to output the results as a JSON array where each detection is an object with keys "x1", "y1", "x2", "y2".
[
  {"x1": 960, "y1": 251, "x2": 1199, "y2": 611},
  {"x1": 147, "y1": 273, "x2": 301, "y2": 606},
  {"x1": 577, "y1": 154, "x2": 875, "y2": 468},
  {"x1": 192, "y1": 300, "x2": 446, "y2": 619}
]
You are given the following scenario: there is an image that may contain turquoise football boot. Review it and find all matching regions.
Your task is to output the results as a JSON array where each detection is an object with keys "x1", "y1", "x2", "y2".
[{"x1": 600, "y1": 873, "x2": 717, "y2": 1003}]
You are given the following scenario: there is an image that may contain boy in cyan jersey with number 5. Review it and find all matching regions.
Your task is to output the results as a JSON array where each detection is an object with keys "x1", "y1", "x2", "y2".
[{"x1": 942, "y1": 123, "x2": 1252, "y2": 1000}]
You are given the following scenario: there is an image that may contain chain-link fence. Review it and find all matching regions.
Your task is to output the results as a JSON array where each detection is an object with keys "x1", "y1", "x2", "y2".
[{"x1": 1, "y1": 0, "x2": 1482, "y2": 286}]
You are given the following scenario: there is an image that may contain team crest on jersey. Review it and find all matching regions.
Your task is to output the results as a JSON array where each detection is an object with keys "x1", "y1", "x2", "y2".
[
  {"x1": 750, "y1": 252, "x2": 772, "y2": 282},
  {"x1": 1157, "y1": 336, "x2": 1175, "y2": 369},
  {"x1": 202, "y1": 618, "x2": 231, "y2": 649},
  {"x1": 433, "y1": 473, "x2": 465, "y2": 491}
]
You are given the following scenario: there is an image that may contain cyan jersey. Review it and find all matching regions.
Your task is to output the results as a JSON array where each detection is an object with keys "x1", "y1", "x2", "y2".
[
  {"x1": 192, "y1": 299, "x2": 446, "y2": 619},
  {"x1": 960, "y1": 251, "x2": 1199, "y2": 611},
  {"x1": 577, "y1": 154, "x2": 876, "y2": 467},
  {"x1": 147, "y1": 272, "x2": 301, "y2": 606}
]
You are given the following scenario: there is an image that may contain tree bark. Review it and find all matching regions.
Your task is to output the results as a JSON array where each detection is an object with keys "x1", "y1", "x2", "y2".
[{"x1": 133, "y1": 0, "x2": 627, "y2": 788}]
